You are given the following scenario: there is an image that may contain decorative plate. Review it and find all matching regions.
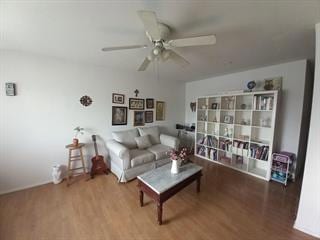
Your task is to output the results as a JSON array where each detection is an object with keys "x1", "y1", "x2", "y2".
[{"x1": 80, "y1": 95, "x2": 93, "y2": 107}]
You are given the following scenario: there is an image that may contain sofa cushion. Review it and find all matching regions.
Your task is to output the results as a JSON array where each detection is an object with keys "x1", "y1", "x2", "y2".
[
  {"x1": 147, "y1": 144, "x2": 171, "y2": 160},
  {"x1": 130, "y1": 149, "x2": 155, "y2": 167},
  {"x1": 135, "y1": 135, "x2": 152, "y2": 150},
  {"x1": 112, "y1": 129, "x2": 139, "y2": 149},
  {"x1": 138, "y1": 126, "x2": 160, "y2": 145}
]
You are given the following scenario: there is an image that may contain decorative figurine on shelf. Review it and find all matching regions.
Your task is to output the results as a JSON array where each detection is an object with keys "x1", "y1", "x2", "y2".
[
  {"x1": 73, "y1": 126, "x2": 84, "y2": 146},
  {"x1": 224, "y1": 128, "x2": 229, "y2": 137},
  {"x1": 228, "y1": 128, "x2": 233, "y2": 138},
  {"x1": 228, "y1": 97, "x2": 234, "y2": 109},
  {"x1": 247, "y1": 81, "x2": 256, "y2": 92}
]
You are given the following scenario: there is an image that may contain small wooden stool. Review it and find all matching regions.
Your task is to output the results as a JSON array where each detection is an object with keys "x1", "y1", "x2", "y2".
[{"x1": 65, "y1": 143, "x2": 86, "y2": 186}]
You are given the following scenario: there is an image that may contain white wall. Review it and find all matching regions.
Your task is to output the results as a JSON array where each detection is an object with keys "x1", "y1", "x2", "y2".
[
  {"x1": 185, "y1": 60, "x2": 307, "y2": 160},
  {"x1": 294, "y1": 24, "x2": 320, "y2": 238},
  {"x1": 0, "y1": 50, "x2": 185, "y2": 194}
]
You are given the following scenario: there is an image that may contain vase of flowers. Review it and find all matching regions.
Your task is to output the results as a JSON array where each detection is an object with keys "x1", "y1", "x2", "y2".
[
  {"x1": 168, "y1": 148, "x2": 188, "y2": 174},
  {"x1": 73, "y1": 126, "x2": 84, "y2": 146}
]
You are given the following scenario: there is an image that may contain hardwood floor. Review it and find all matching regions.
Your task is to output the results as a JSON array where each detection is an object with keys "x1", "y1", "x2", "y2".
[{"x1": 0, "y1": 156, "x2": 316, "y2": 240}]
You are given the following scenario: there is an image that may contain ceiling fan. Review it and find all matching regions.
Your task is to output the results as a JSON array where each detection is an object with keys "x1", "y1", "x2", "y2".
[{"x1": 101, "y1": 10, "x2": 216, "y2": 71}]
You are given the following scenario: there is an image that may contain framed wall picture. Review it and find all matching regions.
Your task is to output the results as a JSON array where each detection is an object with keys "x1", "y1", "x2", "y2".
[
  {"x1": 133, "y1": 111, "x2": 145, "y2": 126},
  {"x1": 156, "y1": 101, "x2": 165, "y2": 121},
  {"x1": 146, "y1": 98, "x2": 154, "y2": 109},
  {"x1": 112, "y1": 93, "x2": 125, "y2": 104},
  {"x1": 145, "y1": 111, "x2": 153, "y2": 123},
  {"x1": 112, "y1": 106, "x2": 127, "y2": 125},
  {"x1": 129, "y1": 98, "x2": 144, "y2": 110}
]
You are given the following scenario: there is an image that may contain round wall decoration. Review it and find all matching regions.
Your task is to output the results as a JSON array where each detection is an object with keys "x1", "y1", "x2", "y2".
[{"x1": 80, "y1": 95, "x2": 93, "y2": 107}]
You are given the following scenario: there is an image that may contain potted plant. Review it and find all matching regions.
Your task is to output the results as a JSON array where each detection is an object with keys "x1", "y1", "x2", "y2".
[
  {"x1": 168, "y1": 147, "x2": 189, "y2": 174},
  {"x1": 73, "y1": 126, "x2": 84, "y2": 146}
]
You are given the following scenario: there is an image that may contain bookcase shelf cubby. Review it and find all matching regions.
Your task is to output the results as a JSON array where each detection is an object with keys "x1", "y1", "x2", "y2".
[{"x1": 195, "y1": 90, "x2": 278, "y2": 180}]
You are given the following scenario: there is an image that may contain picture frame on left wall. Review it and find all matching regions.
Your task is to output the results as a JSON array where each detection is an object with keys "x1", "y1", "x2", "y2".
[
  {"x1": 112, "y1": 93, "x2": 125, "y2": 104},
  {"x1": 112, "y1": 106, "x2": 127, "y2": 125}
]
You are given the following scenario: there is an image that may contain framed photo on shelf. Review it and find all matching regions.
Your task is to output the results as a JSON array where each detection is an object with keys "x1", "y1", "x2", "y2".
[
  {"x1": 133, "y1": 111, "x2": 145, "y2": 126},
  {"x1": 145, "y1": 111, "x2": 153, "y2": 123},
  {"x1": 112, "y1": 106, "x2": 127, "y2": 125},
  {"x1": 129, "y1": 98, "x2": 144, "y2": 110},
  {"x1": 112, "y1": 93, "x2": 125, "y2": 104},
  {"x1": 146, "y1": 98, "x2": 154, "y2": 109},
  {"x1": 223, "y1": 115, "x2": 233, "y2": 124},
  {"x1": 156, "y1": 101, "x2": 165, "y2": 121},
  {"x1": 212, "y1": 103, "x2": 218, "y2": 109}
]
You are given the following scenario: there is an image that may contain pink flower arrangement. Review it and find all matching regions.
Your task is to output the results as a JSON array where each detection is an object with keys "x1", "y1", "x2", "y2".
[{"x1": 168, "y1": 147, "x2": 189, "y2": 161}]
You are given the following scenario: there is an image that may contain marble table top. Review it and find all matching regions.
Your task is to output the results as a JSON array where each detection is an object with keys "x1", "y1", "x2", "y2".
[{"x1": 137, "y1": 162, "x2": 202, "y2": 194}]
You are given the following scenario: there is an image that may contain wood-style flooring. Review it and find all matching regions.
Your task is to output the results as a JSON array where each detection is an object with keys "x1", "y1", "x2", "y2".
[{"x1": 0, "y1": 157, "x2": 317, "y2": 240}]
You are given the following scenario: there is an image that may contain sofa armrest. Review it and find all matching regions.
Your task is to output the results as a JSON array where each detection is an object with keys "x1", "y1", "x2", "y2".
[
  {"x1": 160, "y1": 134, "x2": 180, "y2": 150},
  {"x1": 106, "y1": 140, "x2": 130, "y2": 169}
]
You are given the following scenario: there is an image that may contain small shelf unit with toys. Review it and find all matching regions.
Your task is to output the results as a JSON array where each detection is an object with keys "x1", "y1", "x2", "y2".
[{"x1": 195, "y1": 90, "x2": 278, "y2": 180}]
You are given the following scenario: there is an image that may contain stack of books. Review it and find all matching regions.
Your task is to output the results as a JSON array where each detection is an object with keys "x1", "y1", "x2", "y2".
[
  {"x1": 197, "y1": 136, "x2": 218, "y2": 148},
  {"x1": 197, "y1": 146, "x2": 206, "y2": 156},
  {"x1": 219, "y1": 139, "x2": 232, "y2": 152},
  {"x1": 249, "y1": 144, "x2": 269, "y2": 160},
  {"x1": 253, "y1": 95, "x2": 274, "y2": 110},
  {"x1": 233, "y1": 140, "x2": 249, "y2": 150},
  {"x1": 209, "y1": 148, "x2": 217, "y2": 160}
]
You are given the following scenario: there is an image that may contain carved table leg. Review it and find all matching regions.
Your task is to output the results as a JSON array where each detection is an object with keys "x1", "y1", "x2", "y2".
[
  {"x1": 157, "y1": 202, "x2": 163, "y2": 225},
  {"x1": 139, "y1": 190, "x2": 144, "y2": 207}
]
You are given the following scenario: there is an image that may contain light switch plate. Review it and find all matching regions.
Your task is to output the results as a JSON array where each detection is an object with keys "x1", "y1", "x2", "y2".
[{"x1": 5, "y1": 82, "x2": 16, "y2": 96}]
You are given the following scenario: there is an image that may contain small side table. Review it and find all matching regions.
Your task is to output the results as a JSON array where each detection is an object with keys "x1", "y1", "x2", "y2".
[{"x1": 65, "y1": 143, "x2": 86, "y2": 186}]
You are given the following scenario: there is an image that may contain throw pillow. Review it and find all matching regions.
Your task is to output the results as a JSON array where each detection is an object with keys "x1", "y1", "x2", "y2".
[
  {"x1": 112, "y1": 128, "x2": 139, "y2": 149},
  {"x1": 138, "y1": 126, "x2": 161, "y2": 145},
  {"x1": 135, "y1": 135, "x2": 152, "y2": 150}
]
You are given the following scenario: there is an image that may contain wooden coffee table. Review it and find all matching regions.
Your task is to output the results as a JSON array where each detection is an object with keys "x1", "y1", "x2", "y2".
[{"x1": 137, "y1": 162, "x2": 202, "y2": 225}]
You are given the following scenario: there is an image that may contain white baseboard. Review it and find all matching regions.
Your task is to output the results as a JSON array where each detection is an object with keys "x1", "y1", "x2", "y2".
[
  {"x1": 294, "y1": 223, "x2": 320, "y2": 238},
  {"x1": 0, "y1": 180, "x2": 52, "y2": 195}
]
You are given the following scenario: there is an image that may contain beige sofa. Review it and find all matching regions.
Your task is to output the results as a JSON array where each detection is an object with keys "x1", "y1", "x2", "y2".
[{"x1": 106, "y1": 126, "x2": 179, "y2": 182}]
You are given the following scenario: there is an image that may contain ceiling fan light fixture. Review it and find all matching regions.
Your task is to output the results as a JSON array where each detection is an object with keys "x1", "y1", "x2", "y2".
[
  {"x1": 102, "y1": 10, "x2": 216, "y2": 71},
  {"x1": 153, "y1": 47, "x2": 161, "y2": 56}
]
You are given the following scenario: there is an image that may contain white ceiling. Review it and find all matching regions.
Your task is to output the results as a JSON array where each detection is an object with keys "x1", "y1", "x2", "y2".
[{"x1": 1, "y1": 0, "x2": 320, "y2": 82}]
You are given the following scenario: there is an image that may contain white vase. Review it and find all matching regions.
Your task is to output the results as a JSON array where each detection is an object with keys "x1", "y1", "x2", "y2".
[
  {"x1": 52, "y1": 165, "x2": 63, "y2": 184},
  {"x1": 171, "y1": 160, "x2": 180, "y2": 174}
]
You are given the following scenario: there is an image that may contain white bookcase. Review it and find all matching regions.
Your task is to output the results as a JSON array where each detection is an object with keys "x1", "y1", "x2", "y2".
[{"x1": 195, "y1": 90, "x2": 278, "y2": 180}]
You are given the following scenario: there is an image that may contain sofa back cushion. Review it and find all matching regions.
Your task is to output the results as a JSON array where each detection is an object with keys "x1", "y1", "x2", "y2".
[
  {"x1": 112, "y1": 128, "x2": 139, "y2": 149},
  {"x1": 135, "y1": 135, "x2": 152, "y2": 150},
  {"x1": 138, "y1": 126, "x2": 160, "y2": 145}
]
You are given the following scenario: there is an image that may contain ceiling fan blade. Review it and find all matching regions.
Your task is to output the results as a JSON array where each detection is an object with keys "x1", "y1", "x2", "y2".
[
  {"x1": 137, "y1": 10, "x2": 161, "y2": 41},
  {"x1": 166, "y1": 35, "x2": 216, "y2": 48},
  {"x1": 101, "y1": 45, "x2": 147, "y2": 52},
  {"x1": 165, "y1": 50, "x2": 189, "y2": 67},
  {"x1": 138, "y1": 57, "x2": 151, "y2": 71}
]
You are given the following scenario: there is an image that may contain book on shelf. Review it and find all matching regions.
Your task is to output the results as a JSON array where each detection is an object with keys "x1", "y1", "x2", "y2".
[
  {"x1": 249, "y1": 144, "x2": 269, "y2": 160},
  {"x1": 197, "y1": 135, "x2": 218, "y2": 148},
  {"x1": 254, "y1": 95, "x2": 274, "y2": 110},
  {"x1": 197, "y1": 146, "x2": 206, "y2": 156},
  {"x1": 219, "y1": 139, "x2": 232, "y2": 152},
  {"x1": 209, "y1": 148, "x2": 217, "y2": 160}
]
